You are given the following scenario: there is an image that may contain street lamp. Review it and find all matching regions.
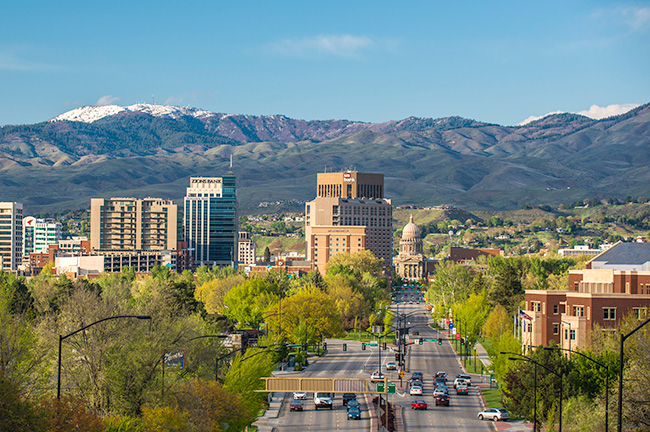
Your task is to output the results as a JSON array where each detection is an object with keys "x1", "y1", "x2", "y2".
[
  {"x1": 617, "y1": 317, "x2": 650, "y2": 432},
  {"x1": 57, "y1": 314, "x2": 151, "y2": 399},
  {"x1": 544, "y1": 346, "x2": 610, "y2": 432},
  {"x1": 501, "y1": 351, "x2": 563, "y2": 432}
]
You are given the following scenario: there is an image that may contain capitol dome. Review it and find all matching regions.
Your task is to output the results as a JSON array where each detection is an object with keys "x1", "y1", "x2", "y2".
[{"x1": 402, "y1": 215, "x2": 421, "y2": 240}]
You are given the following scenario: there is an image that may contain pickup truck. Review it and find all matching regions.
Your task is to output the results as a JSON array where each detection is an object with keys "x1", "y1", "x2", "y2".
[{"x1": 314, "y1": 392, "x2": 333, "y2": 410}]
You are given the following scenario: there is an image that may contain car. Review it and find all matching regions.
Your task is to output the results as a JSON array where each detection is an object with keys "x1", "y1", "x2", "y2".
[
  {"x1": 411, "y1": 400, "x2": 427, "y2": 410},
  {"x1": 455, "y1": 374, "x2": 472, "y2": 387},
  {"x1": 346, "y1": 399, "x2": 360, "y2": 411},
  {"x1": 409, "y1": 377, "x2": 423, "y2": 386},
  {"x1": 412, "y1": 330, "x2": 419, "y2": 335},
  {"x1": 435, "y1": 395, "x2": 450, "y2": 406},
  {"x1": 347, "y1": 407, "x2": 361, "y2": 420},
  {"x1": 478, "y1": 408, "x2": 510, "y2": 421},
  {"x1": 342, "y1": 393, "x2": 357, "y2": 406},
  {"x1": 456, "y1": 384, "x2": 469, "y2": 395},
  {"x1": 293, "y1": 392, "x2": 307, "y2": 400},
  {"x1": 411, "y1": 371, "x2": 423, "y2": 380},
  {"x1": 385, "y1": 361, "x2": 397, "y2": 371},
  {"x1": 453, "y1": 378, "x2": 468, "y2": 389},
  {"x1": 435, "y1": 377, "x2": 447, "y2": 386},
  {"x1": 433, "y1": 387, "x2": 448, "y2": 398},
  {"x1": 410, "y1": 385, "x2": 423, "y2": 395},
  {"x1": 290, "y1": 401, "x2": 303, "y2": 411},
  {"x1": 371, "y1": 371, "x2": 385, "y2": 381},
  {"x1": 435, "y1": 371, "x2": 447, "y2": 381}
]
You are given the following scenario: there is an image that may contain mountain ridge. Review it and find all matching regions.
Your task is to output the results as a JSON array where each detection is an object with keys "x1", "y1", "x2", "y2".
[{"x1": 1, "y1": 102, "x2": 649, "y2": 213}]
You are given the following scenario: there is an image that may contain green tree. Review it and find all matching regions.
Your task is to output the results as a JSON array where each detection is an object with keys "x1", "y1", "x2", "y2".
[
  {"x1": 263, "y1": 247, "x2": 271, "y2": 263},
  {"x1": 223, "y1": 278, "x2": 280, "y2": 328}
]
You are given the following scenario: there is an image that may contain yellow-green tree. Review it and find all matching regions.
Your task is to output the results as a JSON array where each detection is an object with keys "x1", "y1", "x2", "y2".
[
  {"x1": 482, "y1": 304, "x2": 512, "y2": 341},
  {"x1": 324, "y1": 250, "x2": 384, "y2": 278},
  {"x1": 265, "y1": 286, "x2": 342, "y2": 342},
  {"x1": 195, "y1": 274, "x2": 245, "y2": 315}
]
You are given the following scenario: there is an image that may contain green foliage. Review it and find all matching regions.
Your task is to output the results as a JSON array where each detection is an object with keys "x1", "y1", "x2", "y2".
[
  {"x1": 426, "y1": 261, "x2": 474, "y2": 318},
  {"x1": 223, "y1": 277, "x2": 280, "y2": 327},
  {"x1": 0, "y1": 372, "x2": 45, "y2": 432},
  {"x1": 488, "y1": 256, "x2": 524, "y2": 313}
]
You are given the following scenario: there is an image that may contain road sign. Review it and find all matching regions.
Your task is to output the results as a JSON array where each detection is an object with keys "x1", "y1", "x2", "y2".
[
  {"x1": 388, "y1": 383, "x2": 396, "y2": 394},
  {"x1": 363, "y1": 342, "x2": 378, "y2": 347},
  {"x1": 423, "y1": 338, "x2": 436, "y2": 342},
  {"x1": 445, "y1": 318, "x2": 449, "y2": 324},
  {"x1": 399, "y1": 371, "x2": 405, "y2": 378},
  {"x1": 456, "y1": 332, "x2": 460, "y2": 340},
  {"x1": 377, "y1": 383, "x2": 385, "y2": 392}
]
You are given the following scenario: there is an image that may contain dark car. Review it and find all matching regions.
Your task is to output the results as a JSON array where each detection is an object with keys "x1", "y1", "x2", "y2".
[
  {"x1": 342, "y1": 393, "x2": 357, "y2": 406},
  {"x1": 290, "y1": 401, "x2": 303, "y2": 411},
  {"x1": 346, "y1": 399, "x2": 360, "y2": 411},
  {"x1": 435, "y1": 395, "x2": 450, "y2": 406},
  {"x1": 347, "y1": 407, "x2": 361, "y2": 420}
]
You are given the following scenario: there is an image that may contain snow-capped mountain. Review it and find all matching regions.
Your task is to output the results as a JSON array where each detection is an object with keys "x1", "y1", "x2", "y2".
[{"x1": 50, "y1": 103, "x2": 217, "y2": 123}]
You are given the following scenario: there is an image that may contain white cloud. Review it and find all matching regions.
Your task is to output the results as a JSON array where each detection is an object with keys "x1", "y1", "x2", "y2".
[
  {"x1": 519, "y1": 111, "x2": 564, "y2": 126},
  {"x1": 519, "y1": 103, "x2": 640, "y2": 125},
  {"x1": 577, "y1": 103, "x2": 639, "y2": 119},
  {"x1": 268, "y1": 34, "x2": 375, "y2": 58},
  {"x1": 95, "y1": 95, "x2": 120, "y2": 106},
  {"x1": 620, "y1": 6, "x2": 650, "y2": 31}
]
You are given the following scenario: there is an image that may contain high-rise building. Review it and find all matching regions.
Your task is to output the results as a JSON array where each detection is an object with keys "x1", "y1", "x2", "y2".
[
  {"x1": 0, "y1": 202, "x2": 23, "y2": 271},
  {"x1": 306, "y1": 171, "x2": 392, "y2": 273},
  {"x1": 317, "y1": 172, "x2": 384, "y2": 199},
  {"x1": 22, "y1": 217, "x2": 62, "y2": 256},
  {"x1": 90, "y1": 198, "x2": 177, "y2": 251},
  {"x1": 238, "y1": 230, "x2": 256, "y2": 265},
  {"x1": 184, "y1": 170, "x2": 238, "y2": 268}
]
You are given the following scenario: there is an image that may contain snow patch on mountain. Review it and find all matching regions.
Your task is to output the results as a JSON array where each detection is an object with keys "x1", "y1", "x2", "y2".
[{"x1": 50, "y1": 104, "x2": 217, "y2": 123}]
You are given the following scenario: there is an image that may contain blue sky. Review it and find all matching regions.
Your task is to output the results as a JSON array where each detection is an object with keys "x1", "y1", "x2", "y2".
[{"x1": 1, "y1": 0, "x2": 649, "y2": 126}]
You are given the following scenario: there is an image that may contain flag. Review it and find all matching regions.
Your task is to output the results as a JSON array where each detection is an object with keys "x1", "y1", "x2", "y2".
[
  {"x1": 519, "y1": 310, "x2": 533, "y2": 321},
  {"x1": 224, "y1": 304, "x2": 230, "y2": 309}
]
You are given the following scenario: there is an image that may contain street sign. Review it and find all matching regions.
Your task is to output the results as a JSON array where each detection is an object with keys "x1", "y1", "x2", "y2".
[
  {"x1": 445, "y1": 318, "x2": 449, "y2": 324},
  {"x1": 387, "y1": 383, "x2": 396, "y2": 394},
  {"x1": 363, "y1": 342, "x2": 378, "y2": 347},
  {"x1": 423, "y1": 338, "x2": 436, "y2": 342},
  {"x1": 399, "y1": 371, "x2": 405, "y2": 378},
  {"x1": 377, "y1": 383, "x2": 385, "y2": 392},
  {"x1": 456, "y1": 332, "x2": 460, "y2": 340}
]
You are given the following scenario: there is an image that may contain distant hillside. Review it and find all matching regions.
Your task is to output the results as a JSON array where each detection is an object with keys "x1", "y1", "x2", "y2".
[{"x1": 1, "y1": 102, "x2": 649, "y2": 214}]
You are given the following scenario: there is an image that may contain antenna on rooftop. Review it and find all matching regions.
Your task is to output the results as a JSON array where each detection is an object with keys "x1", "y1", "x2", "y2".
[
  {"x1": 230, "y1": 154, "x2": 233, "y2": 169},
  {"x1": 152, "y1": 95, "x2": 156, "y2": 105}
]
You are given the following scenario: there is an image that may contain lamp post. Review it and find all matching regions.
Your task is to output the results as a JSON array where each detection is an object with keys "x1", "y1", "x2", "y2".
[
  {"x1": 57, "y1": 315, "x2": 151, "y2": 399},
  {"x1": 617, "y1": 317, "x2": 650, "y2": 432},
  {"x1": 502, "y1": 351, "x2": 563, "y2": 432},
  {"x1": 188, "y1": 334, "x2": 230, "y2": 381},
  {"x1": 544, "y1": 346, "x2": 610, "y2": 432}
]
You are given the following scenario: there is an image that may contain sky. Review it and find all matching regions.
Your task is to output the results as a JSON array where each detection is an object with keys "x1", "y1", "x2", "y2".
[{"x1": 1, "y1": 0, "x2": 649, "y2": 126}]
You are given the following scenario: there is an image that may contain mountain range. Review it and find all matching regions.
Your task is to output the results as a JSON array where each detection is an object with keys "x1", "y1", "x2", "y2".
[{"x1": 1, "y1": 102, "x2": 649, "y2": 214}]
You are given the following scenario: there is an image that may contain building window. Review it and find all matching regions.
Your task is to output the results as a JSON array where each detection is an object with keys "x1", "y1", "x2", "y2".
[
  {"x1": 633, "y1": 308, "x2": 648, "y2": 320},
  {"x1": 553, "y1": 323, "x2": 559, "y2": 335},
  {"x1": 532, "y1": 301, "x2": 541, "y2": 312},
  {"x1": 527, "y1": 323, "x2": 532, "y2": 332},
  {"x1": 603, "y1": 308, "x2": 616, "y2": 320},
  {"x1": 553, "y1": 304, "x2": 559, "y2": 314},
  {"x1": 570, "y1": 330, "x2": 576, "y2": 340},
  {"x1": 574, "y1": 306, "x2": 584, "y2": 317}
]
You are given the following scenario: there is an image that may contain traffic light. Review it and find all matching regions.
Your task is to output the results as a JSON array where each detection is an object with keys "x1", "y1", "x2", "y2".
[
  {"x1": 395, "y1": 353, "x2": 399, "y2": 361},
  {"x1": 343, "y1": 343, "x2": 347, "y2": 351},
  {"x1": 438, "y1": 338, "x2": 442, "y2": 345},
  {"x1": 362, "y1": 343, "x2": 366, "y2": 350},
  {"x1": 460, "y1": 338, "x2": 465, "y2": 346},
  {"x1": 383, "y1": 342, "x2": 387, "y2": 350},
  {"x1": 323, "y1": 342, "x2": 327, "y2": 351},
  {"x1": 419, "y1": 339, "x2": 423, "y2": 345}
]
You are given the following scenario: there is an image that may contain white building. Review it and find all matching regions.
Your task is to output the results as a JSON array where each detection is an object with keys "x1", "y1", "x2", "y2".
[
  {"x1": 0, "y1": 202, "x2": 23, "y2": 271},
  {"x1": 22, "y1": 217, "x2": 62, "y2": 256},
  {"x1": 238, "y1": 231, "x2": 256, "y2": 265}
]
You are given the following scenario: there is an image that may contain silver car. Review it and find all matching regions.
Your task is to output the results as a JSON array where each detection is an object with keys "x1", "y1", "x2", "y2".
[{"x1": 477, "y1": 408, "x2": 509, "y2": 421}]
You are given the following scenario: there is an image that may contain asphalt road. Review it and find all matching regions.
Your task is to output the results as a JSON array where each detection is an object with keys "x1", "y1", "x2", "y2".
[{"x1": 272, "y1": 298, "x2": 493, "y2": 431}]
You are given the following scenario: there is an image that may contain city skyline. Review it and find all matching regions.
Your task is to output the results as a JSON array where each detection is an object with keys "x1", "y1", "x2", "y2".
[{"x1": 2, "y1": 1, "x2": 648, "y2": 127}]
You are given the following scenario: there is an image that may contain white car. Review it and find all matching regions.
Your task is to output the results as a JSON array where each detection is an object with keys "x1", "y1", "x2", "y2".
[
  {"x1": 454, "y1": 374, "x2": 472, "y2": 387},
  {"x1": 371, "y1": 371, "x2": 385, "y2": 381},
  {"x1": 385, "y1": 361, "x2": 397, "y2": 371},
  {"x1": 433, "y1": 387, "x2": 448, "y2": 397},
  {"x1": 409, "y1": 385, "x2": 423, "y2": 395},
  {"x1": 293, "y1": 392, "x2": 307, "y2": 400},
  {"x1": 478, "y1": 408, "x2": 509, "y2": 421}
]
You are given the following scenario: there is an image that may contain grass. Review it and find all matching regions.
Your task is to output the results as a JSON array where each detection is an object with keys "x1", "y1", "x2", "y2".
[{"x1": 481, "y1": 388, "x2": 504, "y2": 409}]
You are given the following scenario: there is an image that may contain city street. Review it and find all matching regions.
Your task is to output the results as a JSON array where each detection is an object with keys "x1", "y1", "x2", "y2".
[{"x1": 268, "y1": 298, "x2": 494, "y2": 431}]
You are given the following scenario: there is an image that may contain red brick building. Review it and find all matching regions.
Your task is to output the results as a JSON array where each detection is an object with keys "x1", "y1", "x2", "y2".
[{"x1": 522, "y1": 242, "x2": 650, "y2": 350}]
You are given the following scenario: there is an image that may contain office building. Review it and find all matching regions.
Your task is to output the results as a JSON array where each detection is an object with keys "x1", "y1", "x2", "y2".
[
  {"x1": 238, "y1": 231, "x2": 256, "y2": 265},
  {"x1": 0, "y1": 202, "x2": 23, "y2": 271},
  {"x1": 184, "y1": 170, "x2": 238, "y2": 268},
  {"x1": 306, "y1": 171, "x2": 392, "y2": 273},
  {"x1": 22, "y1": 217, "x2": 62, "y2": 256},
  {"x1": 521, "y1": 242, "x2": 650, "y2": 351},
  {"x1": 90, "y1": 197, "x2": 177, "y2": 252},
  {"x1": 317, "y1": 171, "x2": 384, "y2": 199}
]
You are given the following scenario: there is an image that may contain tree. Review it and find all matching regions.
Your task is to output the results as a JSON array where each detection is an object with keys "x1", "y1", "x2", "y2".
[
  {"x1": 195, "y1": 274, "x2": 245, "y2": 315},
  {"x1": 427, "y1": 261, "x2": 473, "y2": 318},
  {"x1": 223, "y1": 278, "x2": 280, "y2": 328},
  {"x1": 324, "y1": 250, "x2": 384, "y2": 278},
  {"x1": 264, "y1": 286, "x2": 342, "y2": 343},
  {"x1": 482, "y1": 304, "x2": 512, "y2": 341},
  {"x1": 263, "y1": 247, "x2": 271, "y2": 263},
  {"x1": 488, "y1": 256, "x2": 524, "y2": 313},
  {"x1": 453, "y1": 290, "x2": 490, "y2": 351}
]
